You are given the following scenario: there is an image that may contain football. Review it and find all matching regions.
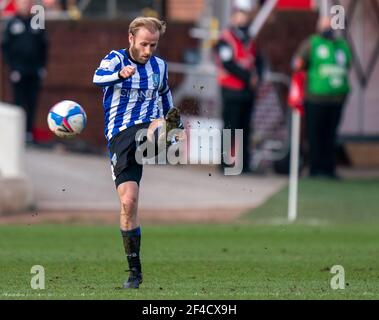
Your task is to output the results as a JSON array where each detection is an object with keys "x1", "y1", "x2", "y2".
[{"x1": 47, "y1": 100, "x2": 87, "y2": 138}]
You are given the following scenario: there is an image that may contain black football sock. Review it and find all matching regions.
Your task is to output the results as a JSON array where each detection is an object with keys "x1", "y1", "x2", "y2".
[{"x1": 121, "y1": 227, "x2": 142, "y2": 273}]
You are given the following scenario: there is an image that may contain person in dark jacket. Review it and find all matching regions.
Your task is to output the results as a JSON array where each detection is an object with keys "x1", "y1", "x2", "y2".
[{"x1": 1, "y1": 0, "x2": 48, "y2": 143}]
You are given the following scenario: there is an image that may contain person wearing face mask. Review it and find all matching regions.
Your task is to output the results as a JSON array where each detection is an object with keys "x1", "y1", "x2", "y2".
[
  {"x1": 214, "y1": 0, "x2": 263, "y2": 174},
  {"x1": 292, "y1": 16, "x2": 352, "y2": 179}
]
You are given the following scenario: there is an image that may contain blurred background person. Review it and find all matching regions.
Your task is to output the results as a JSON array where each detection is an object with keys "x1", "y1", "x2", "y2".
[
  {"x1": 292, "y1": 16, "x2": 352, "y2": 179},
  {"x1": 214, "y1": 0, "x2": 263, "y2": 174},
  {"x1": 41, "y1": 0, "x2": 81, "y2": 20},
  {"x1": 63, "y1": 0, "x2": 81, "y2": 19},
  {"x1": 41, "y1": 0, "x2": 60, "y2": 10},
  {"x1": 1, "y1": 0, "x2": 48, "y2": 144}
]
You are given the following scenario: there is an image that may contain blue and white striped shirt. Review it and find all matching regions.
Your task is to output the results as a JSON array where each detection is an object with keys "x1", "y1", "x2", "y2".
[{"x1": 93, "y1": 49, "x2": 174, "y2": 141}]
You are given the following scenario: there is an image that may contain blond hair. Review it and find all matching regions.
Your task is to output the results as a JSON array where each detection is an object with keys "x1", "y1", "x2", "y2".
[{"x1": 129, "y1": 17, "x2": 166, "y2": 36}]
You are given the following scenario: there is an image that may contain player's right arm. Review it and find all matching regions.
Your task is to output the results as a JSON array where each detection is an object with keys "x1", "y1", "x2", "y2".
[{"x1": 93, "y1": 51, "x2": 135, "y2": 87}]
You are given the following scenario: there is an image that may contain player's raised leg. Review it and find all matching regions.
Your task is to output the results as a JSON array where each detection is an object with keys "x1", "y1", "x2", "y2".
[{"x1": 117, "y1": 181, "x2": 143, "y2": 289}]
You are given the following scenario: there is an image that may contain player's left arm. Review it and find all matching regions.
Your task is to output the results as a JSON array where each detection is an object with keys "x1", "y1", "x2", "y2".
[
  {"x1": 158, "y1": 61, "x2": 174, "y2": 117},
  {"x1": 158, "y1": 62, "x2": 184, "y2": 135}
]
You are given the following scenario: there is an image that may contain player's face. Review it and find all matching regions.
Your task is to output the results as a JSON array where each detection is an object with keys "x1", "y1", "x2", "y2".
[{"x1": 129, "y1": 27, "x2": 160, "y2": 64}]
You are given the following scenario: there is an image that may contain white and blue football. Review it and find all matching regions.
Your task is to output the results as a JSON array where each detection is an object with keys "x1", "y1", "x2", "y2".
[{"x1": 47, "y1": 100, "x2": 87, "y2": 138}]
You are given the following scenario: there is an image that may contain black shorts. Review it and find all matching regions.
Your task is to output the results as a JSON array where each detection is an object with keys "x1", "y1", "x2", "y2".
[{"x1": 109, "y1": 123, "x2": 150, "y2": 188}]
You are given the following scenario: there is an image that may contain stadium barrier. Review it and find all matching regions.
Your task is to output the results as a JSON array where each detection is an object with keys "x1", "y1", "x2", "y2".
[{"x1": 0, "y1": 102, "x2": 34, "y2": 214}]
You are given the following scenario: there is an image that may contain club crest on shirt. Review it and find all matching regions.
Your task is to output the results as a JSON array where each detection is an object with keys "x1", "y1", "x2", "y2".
[{"x1": 152, "y1": 73, "x2": 160, "y2": 88}]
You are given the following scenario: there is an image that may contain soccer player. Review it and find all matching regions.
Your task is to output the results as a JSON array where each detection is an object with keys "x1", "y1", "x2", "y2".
[{"x1": 93, "y1": 17, "x2": 176, "y2": 289}]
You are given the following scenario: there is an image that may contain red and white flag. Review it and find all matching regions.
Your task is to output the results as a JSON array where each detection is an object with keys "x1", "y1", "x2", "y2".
[{"x1": 288, "y1": 71, "x2": 306, "y2": 116}]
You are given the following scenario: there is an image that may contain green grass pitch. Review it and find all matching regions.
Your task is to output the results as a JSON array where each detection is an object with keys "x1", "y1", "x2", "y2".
[{"x1": 1, "y1": 178, "x2": 379, "y2": 299}]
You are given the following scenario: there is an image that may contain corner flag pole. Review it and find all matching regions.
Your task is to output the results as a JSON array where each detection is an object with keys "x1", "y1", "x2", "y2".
[
  {"x1": 288, "y1": 109, "x2": 301, "y2": 222},
  {"x1": 320, "y1": 0, "x2": 329, "y2": 18}
]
